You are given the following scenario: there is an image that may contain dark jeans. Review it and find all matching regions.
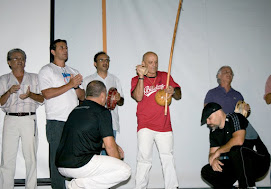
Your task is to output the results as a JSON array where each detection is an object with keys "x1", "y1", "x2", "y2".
[
  {"x1": 201, "y1": 146, "x2": 270, "y2": 189},
  {"x1": 46, "y1": 120, "x2": 66, "y2": 189}
]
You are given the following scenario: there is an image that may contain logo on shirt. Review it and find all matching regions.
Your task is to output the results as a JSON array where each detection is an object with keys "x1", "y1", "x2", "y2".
[
  {"x1": 62, "y1": 73, "x2": 71, "y2": 83},
  {"x1": 144, "y1": 84, "x2": 165, "y2": 97}
]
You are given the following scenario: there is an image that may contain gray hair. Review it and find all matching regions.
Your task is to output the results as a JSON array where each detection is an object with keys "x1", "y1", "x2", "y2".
[
  {"x1": 7, "y1": 48, "x2": 26, "y2": 61},
  {"x1": 216, "y1": 66, "x2": 234, "y2": 84},
  {"x1": 86, "y1": 80, "x2": 106, "y2": 97}
]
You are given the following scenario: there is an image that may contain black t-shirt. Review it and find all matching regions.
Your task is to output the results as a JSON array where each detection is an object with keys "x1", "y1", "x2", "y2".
[
  {"x1": 55, "y1": 100, "x2": 114, "y2": 168},
  {"x1": 210, "y1": 113, "x2": 248, "y2": 148}
]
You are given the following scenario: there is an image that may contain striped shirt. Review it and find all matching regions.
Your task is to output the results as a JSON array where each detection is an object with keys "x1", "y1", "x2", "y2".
[{"x1": 0, "y1": 72, "x2": 41, "y2": 113}]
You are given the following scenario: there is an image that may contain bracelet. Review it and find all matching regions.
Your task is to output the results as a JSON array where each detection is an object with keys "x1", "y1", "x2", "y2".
[
  {"x1": 138, "y1": 77, "x2": 144, "y2": 80},
  {"x1": 73, "y1": 86, "x2": 79, "y2": 90}
]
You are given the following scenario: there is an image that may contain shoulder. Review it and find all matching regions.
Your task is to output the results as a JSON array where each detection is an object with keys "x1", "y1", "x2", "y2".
[
  {"x1": 66, "y1": 65, "x2": 79, "y2": 73},
  {"x1": 132, "y1": 75, "x2": 139, "y2": 81},
  {"x1": 39, "y1": 63, "x2": 53, "y2": 73},
  {"x1": 227, "y1": 112, "x2": 248, "y2": 130},
  {"x1": 108, "y1": 72, "x2": 118, "y2": 79},
  {"x1": 230, "y1": 88, "x2": 243, "y2": 97},
  {"x1": 84, "y1": 73, "x2": 97, "y2": 83},
  {"x1": 25, "y1": 72, "x2": 39, "y2": 79},
  {"x1": 157, "y1": 71, "x2": 167, "y2": 76},
  {"x1": 0, "y1": 73, "x2": 11, "y2": 80}
]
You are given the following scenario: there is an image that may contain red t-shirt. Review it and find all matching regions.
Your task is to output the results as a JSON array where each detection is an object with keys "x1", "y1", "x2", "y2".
[{"x1": 131, "y1": 71, "x2": 180, "y2": 132}]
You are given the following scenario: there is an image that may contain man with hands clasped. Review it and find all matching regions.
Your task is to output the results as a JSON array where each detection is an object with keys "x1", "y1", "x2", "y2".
[
  {"x1": 38, "y1": 39, "x2": 85, "y2": 188},
  {"x1": 0, "y1": 48, "x2": 44, "y2": 189}
]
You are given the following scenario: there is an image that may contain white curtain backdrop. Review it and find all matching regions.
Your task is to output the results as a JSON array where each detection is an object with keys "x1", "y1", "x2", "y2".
[{"x1": 0, "y1": 0, "x2": 271, "y2": 188}]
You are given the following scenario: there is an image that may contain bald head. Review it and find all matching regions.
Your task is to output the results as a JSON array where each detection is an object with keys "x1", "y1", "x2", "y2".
[{"x1": 142, "y1": 51, "x2": 158, "y2": 62}]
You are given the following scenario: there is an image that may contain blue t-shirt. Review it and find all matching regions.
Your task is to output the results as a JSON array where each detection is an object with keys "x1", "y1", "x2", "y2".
[{"x1": 204, "y1": 85, "x2": 243, "y2": 114}]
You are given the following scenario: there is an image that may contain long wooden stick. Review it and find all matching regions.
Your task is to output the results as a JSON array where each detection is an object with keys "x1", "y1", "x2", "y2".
[
  {"x1": 165, "y1": 0, "x2": 183, "y2": 115},
  {"x1": 102, "y1": 0, "x2": 107, "y2": 52}
]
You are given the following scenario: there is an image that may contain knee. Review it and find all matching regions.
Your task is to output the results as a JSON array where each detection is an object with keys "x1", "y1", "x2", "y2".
[
  {"x1": 121, "y1": 163, "x2": 132, "y2": 181},
  {"x1": 201, "y1": 164, "x2": 211, "y2": 180}
]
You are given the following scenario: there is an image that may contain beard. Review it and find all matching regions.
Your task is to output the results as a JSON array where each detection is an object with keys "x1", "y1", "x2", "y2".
[{"x1": 207, "y1": 124, "x2": 219, "y2": 131}]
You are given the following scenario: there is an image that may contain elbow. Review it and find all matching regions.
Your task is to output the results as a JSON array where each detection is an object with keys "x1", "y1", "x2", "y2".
[
  {"x1": 236, "y1": 139, "x2": 244, "y2": 146},
  {"x1": 132, "y1": 93, "x2": 142, "y2": 102},
  {"x1": 41, "y1": 93, "x2": 51, "y2": 100}
]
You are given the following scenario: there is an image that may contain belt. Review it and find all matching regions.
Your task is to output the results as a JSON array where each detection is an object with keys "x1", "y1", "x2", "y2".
[{"x1": 6, "y1": 112, "x2": 36, "y2": 116}]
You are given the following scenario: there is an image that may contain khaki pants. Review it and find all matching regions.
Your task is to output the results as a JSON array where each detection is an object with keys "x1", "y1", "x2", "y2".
[{"x1": 1, "y1": 115, "x2": 38, "y2": 189}]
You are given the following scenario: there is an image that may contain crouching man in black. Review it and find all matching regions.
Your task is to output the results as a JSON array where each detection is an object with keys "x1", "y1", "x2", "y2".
[
  {"x1": 55, "y1": 80, "x2": 131, "y2": 189},
  {"x1": 200, "y1": 102, "x2": 270, "y2": 189}
]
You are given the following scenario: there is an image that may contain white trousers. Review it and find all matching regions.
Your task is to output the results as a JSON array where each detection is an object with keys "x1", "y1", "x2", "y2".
[
  {"x1": 58, "y1": 155, "x2": 131, "y2": 189},
  {"x1": 135, "y1": 128, "x2": 179, "y2": 189},
  {"x1": 0, "y1": 115, "x2": 38, "y2": 189}
]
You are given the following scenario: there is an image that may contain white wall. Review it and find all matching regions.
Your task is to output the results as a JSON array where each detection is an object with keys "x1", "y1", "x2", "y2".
[
  {"x1": 0, "y1": 0, "x2": 271, "y2": 188},
  {"x1": 0, "y1": 0, "x2": 50, "y2": 180}
]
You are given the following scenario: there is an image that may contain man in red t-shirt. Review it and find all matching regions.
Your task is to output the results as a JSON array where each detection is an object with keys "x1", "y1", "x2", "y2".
[{"x1": 131, "y1": 51, "x2": 182, "y2": 189}]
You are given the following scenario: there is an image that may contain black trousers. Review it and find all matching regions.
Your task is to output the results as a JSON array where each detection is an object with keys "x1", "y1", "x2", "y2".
[{"x1": 201, "y1": 146, "x2": 270, "y2": 189}]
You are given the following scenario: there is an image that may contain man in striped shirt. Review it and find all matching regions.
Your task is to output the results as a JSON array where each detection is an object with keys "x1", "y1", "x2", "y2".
[{"x1": 0, "y1": 48, "x2": 44, "y2": 189}]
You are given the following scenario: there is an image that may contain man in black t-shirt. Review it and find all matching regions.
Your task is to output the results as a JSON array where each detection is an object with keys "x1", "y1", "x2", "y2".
[
  {"x1": 200, "y1": 102, "x2": 270, "y2": 189},
  {"x1": 55, "y1": 80, "x2": 131, "y2": 189}
]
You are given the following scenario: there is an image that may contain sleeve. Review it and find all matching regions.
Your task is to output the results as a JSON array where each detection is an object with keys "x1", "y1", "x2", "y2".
[
  {"x1": 204, "y1": 90, "x2": 213, "y2": 104},
  {"x1": 0, "y1": 75, "x2": 11, "y2": 108},
  {"x1": 99, "y1": 109, "x2": 114, "y2": 138},
  {"x1": 264, "y1": 75, "x2": 271, "y2": 99},
  {"x1": 169, "y1": 75, "x2": 180, "y2": 88},
  {"x1": 32, "y1": 73, "x2": 41, "y2": 94},
  {"x1": 38, "y1": 66, "x2": 53, "y2": 91},
  {"x1": 229, "y1": 113, "x2": 248, "y2": 132},
  {"x1": 0, "y1": 75, "x2": 7, "y2": 96},
  {"x1": 130, "y1": 76, "x2": 138, "y2": 96}
]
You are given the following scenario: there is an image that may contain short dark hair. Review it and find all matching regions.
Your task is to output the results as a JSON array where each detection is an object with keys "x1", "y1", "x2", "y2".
[
  {"x1": 94, "y1": 51, "x2": 109, "y2": 63},
  {"x1": 50, "y1": 39, "x2": 67, "y2": 51},
  {"x1": 50, "y1": 39, "x2": 67, "y2": 62},
  {"x1": 86, "y1": 80, "x2": 106, "y2": 97}
]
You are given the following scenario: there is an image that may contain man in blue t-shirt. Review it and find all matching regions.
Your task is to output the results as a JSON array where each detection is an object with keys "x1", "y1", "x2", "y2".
[
  {"x1": 204, "y1": 66, "x2": 243, "y2": 114},
  {"x1": 55, "y1": 80, "x2": 131, "y2": 189},
  {"x1": 200, "y1": 103, "x2": 270, "y2": 189}
]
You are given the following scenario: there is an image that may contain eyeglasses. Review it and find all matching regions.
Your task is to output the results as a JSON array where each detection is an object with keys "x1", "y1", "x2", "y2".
[
  {"x1": 10, "y1": 57, "x2": 25, "y2": 62},
  {"x1": 98, "y1": 59, "x2": 110, "y2": 63},
  {"x1": 221, "y1": 70, "x2": 233, "y2": 76}
]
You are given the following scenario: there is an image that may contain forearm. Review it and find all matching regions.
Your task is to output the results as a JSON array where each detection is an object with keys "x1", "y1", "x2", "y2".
[
  {"x1": 132, "y1": 79, "x2": 144, "y2": 102},
  {"x1": 75, "y1": 88, "x2": 85, "y2": 101},
  {"x1": 29, "y1": 92, "x2": 44, "y2": 103},
  {"x1": 0, "y1": 90, "x2": 11, "y2": 106},
  {"x1": 42, "y1": 83, "x2": 73, "y2": 100},
  {"x1": 216, "y1": 136, "x2": 244, "y2": 155},
  {"x1": 105, "y1": 144, "x2": 121, "y2": 159}
]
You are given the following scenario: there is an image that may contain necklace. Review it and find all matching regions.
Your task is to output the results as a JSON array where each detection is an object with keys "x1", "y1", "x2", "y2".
[{"x1": 147, "y1": 76, "x2": 157, "y2": 89}]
